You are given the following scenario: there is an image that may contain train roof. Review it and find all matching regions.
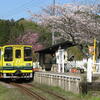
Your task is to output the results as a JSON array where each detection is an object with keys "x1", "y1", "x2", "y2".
[{"x1": 2, "y1": 45, "x2": 32, "y2": 48}]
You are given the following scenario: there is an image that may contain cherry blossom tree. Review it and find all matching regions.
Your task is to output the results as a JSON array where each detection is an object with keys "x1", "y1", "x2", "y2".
[
  {"x1": 30, "y1": 4, "x2": 100, "y2": 44},
  {"x1": 16, "y1": 32, "x2": 43, "y2": 51}
]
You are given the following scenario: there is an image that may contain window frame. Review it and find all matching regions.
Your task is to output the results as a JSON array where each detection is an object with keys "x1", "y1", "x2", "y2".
[
  {"x1": 4, "y1": 47, "x2": 13, "y2": 61},
  {"x1": 24, "y1": 47, "x2": 32, "y2": 61}
]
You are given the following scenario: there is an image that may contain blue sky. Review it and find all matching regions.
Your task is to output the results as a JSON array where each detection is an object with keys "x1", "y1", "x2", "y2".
[{"x1": 0, "y1": 0, "x2": 99, "y2": 20}]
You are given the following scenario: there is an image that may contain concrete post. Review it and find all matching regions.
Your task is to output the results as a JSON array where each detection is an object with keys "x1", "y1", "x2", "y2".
[
  {"x1": 87, "y1": 58, "x2": 92, "y2": 82},
  {"x1": 57, "y1": 49, "x2": 64, "y2": 73},
  {"x1": 58, "y1": 63, "x2": 61, "y2": 73}
]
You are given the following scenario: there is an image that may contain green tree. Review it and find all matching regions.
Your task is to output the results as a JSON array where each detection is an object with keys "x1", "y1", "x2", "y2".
[{"x1": 0, "y1": 20, "x2": 10, "y2": 45}]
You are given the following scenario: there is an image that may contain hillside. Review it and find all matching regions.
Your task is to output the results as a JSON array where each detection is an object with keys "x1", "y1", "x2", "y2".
[{"x1": 0, "y1": 18, "x2": 52, "y2": 51}]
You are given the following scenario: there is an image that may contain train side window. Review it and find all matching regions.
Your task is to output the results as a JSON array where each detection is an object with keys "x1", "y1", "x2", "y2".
[
  {"x1": 4, "y1": 47, "x2": 13, "y2": 61},
  {"x1": 16, "y1": 50, "x2": 21, "y2": 58},
  {"x1": 24, "y1": 47, "x2": 32, "y2": 61}
]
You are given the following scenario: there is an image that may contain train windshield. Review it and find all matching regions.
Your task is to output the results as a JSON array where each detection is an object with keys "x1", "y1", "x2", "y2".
[
  {"x1": 24, "y1": 47, "x2": 32, "y2": 61},
  {"x1": 4, "y1": 47, "x2": 13, "y2": 61}
]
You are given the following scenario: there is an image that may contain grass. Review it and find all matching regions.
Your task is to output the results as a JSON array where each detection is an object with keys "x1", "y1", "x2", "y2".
[
  {"x1": 32, "y1": 82, "x2": 100, "y2": 100},
  {"x1": 0, "y1": 83, "x2": 32, "y2": 100},
  {"x1": 0, "y1": 81, "x2": 100, "y2": 100}
]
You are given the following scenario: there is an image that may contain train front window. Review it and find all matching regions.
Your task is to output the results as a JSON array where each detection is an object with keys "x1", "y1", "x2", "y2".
[
  {"x1": 4, "y1": 47, "x2": 13, "y2": 61},
  {"x1": 16, "y1": 50, "x2": 21, "y2": 58},
  {"x1": 24, "y1": 47, "x2": 32, "y2": 61}
]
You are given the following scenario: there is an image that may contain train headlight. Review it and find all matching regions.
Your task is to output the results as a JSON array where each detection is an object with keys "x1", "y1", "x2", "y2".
[
  {"x1": 26, "y1": 63, "x2": 31, "y2": 66},
  {"x1": 6, "y1": 63, "x2": 11, "y2": 66}
]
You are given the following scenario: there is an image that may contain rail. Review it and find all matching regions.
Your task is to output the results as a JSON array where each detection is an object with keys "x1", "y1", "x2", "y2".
[
  {"x1": 10, "y1": 83, "x2": 46, "y2": 100},
  {"x1": 27, "y1": 84, "x2": 66, "y2": 100}
]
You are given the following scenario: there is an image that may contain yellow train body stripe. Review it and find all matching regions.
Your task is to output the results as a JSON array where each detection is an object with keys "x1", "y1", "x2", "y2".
[
  {"x1": 21, "y1": 70, "x2": 32, "y2": 73},
  {"x1": 3, "y1": 70, "x2": 16, "y2": 73},
  {"x1": 2, "y1": 70, "x2": 32, "y2": 73}
]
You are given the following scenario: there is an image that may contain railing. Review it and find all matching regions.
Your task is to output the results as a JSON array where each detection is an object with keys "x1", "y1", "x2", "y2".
[{"x1": 34, "y1": 72, "x2": 81, "y2": 94}]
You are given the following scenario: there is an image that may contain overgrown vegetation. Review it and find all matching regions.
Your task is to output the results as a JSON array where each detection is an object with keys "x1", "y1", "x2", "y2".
[{"x1": 67, "y1": 46, "x2": 84, "y2": 60}]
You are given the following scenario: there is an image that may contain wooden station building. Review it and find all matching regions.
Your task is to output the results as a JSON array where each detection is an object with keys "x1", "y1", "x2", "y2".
[{"x1": 35, "y1": 41, "x2": 74, "y2": 71}]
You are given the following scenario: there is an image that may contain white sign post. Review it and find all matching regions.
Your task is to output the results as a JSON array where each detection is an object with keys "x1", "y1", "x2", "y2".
[
  {"x1": 56, "y1": 49, "x2": 64, "y2": 73},
  {"x1": 87, "y1": 58, "x2": 92, "y2": 82}
]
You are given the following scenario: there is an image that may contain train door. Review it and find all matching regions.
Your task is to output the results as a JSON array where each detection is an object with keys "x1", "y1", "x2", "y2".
[
  {"x1": 0, "y1": 47, "x2": 2, "y2": 67},
  {"x1": 13, "y1": 47, "x2": 23, "y2": 67}
]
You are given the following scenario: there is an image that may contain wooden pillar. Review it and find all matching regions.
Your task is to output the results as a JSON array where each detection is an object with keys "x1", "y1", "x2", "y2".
[{"x1": 39, "y1": 53, "x2": 45, "y2": 69}]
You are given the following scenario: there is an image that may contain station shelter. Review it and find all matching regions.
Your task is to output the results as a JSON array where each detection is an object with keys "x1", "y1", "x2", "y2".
[{"x1": 35, "y1": 41, "x2": 74, "y2": 71}]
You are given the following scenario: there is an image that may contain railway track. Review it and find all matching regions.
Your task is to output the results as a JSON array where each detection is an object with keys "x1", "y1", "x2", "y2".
[
  {"x1": 9, "y1": 82, "x2": 67, "y2": 100},
  {"x1": 26, "y1": 83, "x2": 67, "y2": 100},
  {"x1": 10, "y1": 83, "x2": 46, "y2": 100}
]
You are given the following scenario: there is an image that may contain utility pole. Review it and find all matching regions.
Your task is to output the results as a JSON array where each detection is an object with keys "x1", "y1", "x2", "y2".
[
  {"x1": 93, "y1": 38, "x2": 96, "y2": 72},
  {"x1": 53, "y1": 0, "x2": 55, "y2": 15},
  {"x1": 52, "y1": 0, "x2": 55, "y2": 45}
]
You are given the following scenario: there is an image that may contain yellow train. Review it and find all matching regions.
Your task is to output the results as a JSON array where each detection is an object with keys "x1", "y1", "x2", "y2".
[{"x1": 0, "y1": 45, "x2": 33, "y2": 79}]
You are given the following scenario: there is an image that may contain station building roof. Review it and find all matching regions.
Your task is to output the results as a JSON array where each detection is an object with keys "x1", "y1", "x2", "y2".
[{"x1": 35, "y1": 41, "x2": 75, "y2": 54}]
